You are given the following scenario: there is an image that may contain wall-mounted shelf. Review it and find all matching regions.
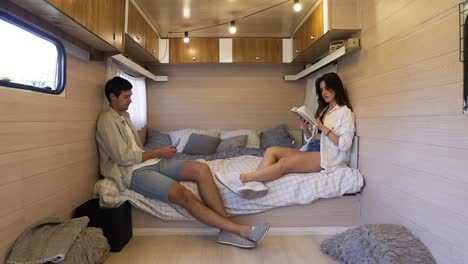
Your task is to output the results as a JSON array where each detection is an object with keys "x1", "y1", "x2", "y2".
[
  {"x1": 112, "y1": 54, "x2": 168, "y2": 82},
  {"x1": 284, "y1": 46, "x2": 348, "y2": 81}
]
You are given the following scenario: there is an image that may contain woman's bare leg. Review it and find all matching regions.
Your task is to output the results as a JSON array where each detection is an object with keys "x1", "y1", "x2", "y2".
[
  {"x1": 241, "y1": 152, "x2": 321, "y2": 183},
  {"x1": 257, "y1": 147, "x2": 300, "y2": 171}
]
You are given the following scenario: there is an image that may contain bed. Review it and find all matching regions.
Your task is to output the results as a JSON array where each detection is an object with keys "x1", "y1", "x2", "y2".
[{"x1": 95, "y1": 125, "x2": 364, "y2": 230}]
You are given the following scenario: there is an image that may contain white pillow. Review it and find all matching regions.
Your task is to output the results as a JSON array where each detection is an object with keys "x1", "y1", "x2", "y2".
[
  {"x1": 167, "y1": 129, "x2": 220, "y2": 152},
  {"x1": 220, "y1": 129, "x2": 260, "y2": 149}
]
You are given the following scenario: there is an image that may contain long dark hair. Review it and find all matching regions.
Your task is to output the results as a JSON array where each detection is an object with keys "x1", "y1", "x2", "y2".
[{"x1": 314, "y1": 72, "x2": 353, "y2": 118}]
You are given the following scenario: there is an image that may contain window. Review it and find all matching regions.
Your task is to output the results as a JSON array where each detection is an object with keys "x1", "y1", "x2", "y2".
[
  {"x1": 118, "y1": 71, "x2": 147, "y2": 130},
  {"x1": 0, "y1": 11, "x2": 66, "y2": 94}
]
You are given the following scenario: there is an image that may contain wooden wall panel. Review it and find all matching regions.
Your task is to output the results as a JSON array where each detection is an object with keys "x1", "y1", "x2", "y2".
[
  {"x1": 0, "y1": 51, "x2": 105, "y2": 262},
  {"x1": 146, "y1": 64, "x2": 306, "y2": 131},
  {"x1": 339, "y1": 1, "x2": 467, "y2": 263}
]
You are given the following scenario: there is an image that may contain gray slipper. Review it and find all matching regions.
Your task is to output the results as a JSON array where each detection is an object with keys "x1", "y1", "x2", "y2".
[
  {"x1": 251, "y1": 223, "x2": 270, "y2": 243},
  {"x1": 217, "y1": 231, "x2": 256, "y2": 249}
]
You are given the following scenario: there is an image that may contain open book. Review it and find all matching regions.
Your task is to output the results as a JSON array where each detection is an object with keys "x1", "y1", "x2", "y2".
[{"x1": 291, "y1": 105, "x2": 317, "y2": 126}]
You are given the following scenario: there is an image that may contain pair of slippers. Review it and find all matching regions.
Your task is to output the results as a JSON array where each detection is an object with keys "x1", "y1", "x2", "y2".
[
  {"x1": 215, "y1": 172, "x2": 268, "y2": 199},
  {"x1": 217, "y1": 223, "x2": 270, "y2": 249}
]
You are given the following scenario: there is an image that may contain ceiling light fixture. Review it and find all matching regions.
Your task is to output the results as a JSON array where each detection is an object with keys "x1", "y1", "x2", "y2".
[
  {"x1": 229, "y1": 21, "x2": 237, "y2": 34},
  {"x1": 172, "y1": 0, "x2": 294, "y2": 39},
  {"x1": 293, "y1": 0, "x2": 302, "y2": 12}
]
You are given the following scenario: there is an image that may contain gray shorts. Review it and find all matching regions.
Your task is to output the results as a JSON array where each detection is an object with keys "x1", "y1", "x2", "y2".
[{"x1": 129, "y1": 159, "x2": 185, "y2": 203}]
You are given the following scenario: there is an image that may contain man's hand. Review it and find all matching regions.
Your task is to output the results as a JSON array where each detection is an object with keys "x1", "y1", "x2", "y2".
[{"x1": 155, "y1": 146, "x2": 177, "y2": 159}]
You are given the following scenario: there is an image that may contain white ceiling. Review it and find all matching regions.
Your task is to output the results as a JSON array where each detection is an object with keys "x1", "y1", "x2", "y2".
[{"x1": 135, "y1": 0, "x2": 319, "y2": 38}]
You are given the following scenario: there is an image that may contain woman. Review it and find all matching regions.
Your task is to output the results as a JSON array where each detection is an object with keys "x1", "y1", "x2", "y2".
[{"x1": 240, "y1": 72, "x2": 355, "y2": 184}]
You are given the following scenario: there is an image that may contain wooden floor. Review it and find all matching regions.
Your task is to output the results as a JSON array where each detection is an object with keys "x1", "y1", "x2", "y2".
[{"x1": 105, "y1": 235, "x2": 337, "y2": 264}]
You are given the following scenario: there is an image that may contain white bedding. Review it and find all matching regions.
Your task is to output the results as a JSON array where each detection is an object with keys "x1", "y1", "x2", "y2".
[{"x1": 95, "y1": 155, "x2": 364, "y2": 220}]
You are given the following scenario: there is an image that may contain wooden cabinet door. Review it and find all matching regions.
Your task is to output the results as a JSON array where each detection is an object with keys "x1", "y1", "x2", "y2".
[
  {"x1": 87, "y1": 0, "x2": 115, "y2": 47},
  {"x1": 146, "y1": 26, "x2": 159, "y2": 59},
  {"x1": 170, "y1": 38, "x2": 219, "y2": 63},
  {"x1": 47, "y1": 0, "x2": 87, "y2": 27},
  {"x1": 305, "y1": 2, "x2": 324, "y2": 48},
  {"x1": 195, "y1": 38, "x2": 219, "y2": 63},
  {"x1": 262, "y1": 38, "x2": 282, "y2": 63},
  {"x1": 86, "y1": 0, "x2": 125, "y2": 51},
  {"x1": 113, "y1": 0, "x2": 125, "y2": 52},
  {"x1": 293, "y1": 24, "x2": 306, "y2": 58},
  {"x1": 233, "y1": 38, "x2": 281, "y2": 63},
  {"x1": 62, "y1": 0, "x2": 87, "y2": 27},
  {"x1": 233, "y1": 38, "x2": 266, "y2": 63},
  {"x1": 128, "y1": 2, "x2": 147, "y2": 49}
]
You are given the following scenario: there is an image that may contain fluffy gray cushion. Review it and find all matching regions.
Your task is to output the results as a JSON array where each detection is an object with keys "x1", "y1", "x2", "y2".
[
  {"x1": 260, "y1": 124, "x2": 297, "y2": 151},
  {"x1": 182, "y1": 133, "x2": 221, "y2": 155},
  {"x1": 320, "y1": 224, "x2": 436, "y2": 264},
  {"x1": 216, "y1": 135, "x2": 248, "y2": 152},
  {"x1": 144, "y1": 129, "x2": 171, "y2": 150}
]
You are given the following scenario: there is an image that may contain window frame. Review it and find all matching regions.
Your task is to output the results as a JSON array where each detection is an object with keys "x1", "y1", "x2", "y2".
[{"x1": 0, "y1": 10, "x2": 67, "y2": 95}]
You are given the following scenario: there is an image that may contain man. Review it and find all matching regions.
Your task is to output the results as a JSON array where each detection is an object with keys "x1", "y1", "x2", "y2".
[{"x1": 96, "y1": 77, "x2": 269, "y2": 248}]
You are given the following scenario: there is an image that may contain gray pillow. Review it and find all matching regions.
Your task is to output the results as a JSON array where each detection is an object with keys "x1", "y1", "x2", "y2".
[
  {"x1": 216, "y1": 135, "x2": 248, "y2": 153},
  {"x1": 320, "y1": 224, "x2": 436, "y2": 264},
  {"x1": 144, "y1": 129, "x2": 171, "y2": 151},
  {"x1": 260, "y1": 124, "x2": 297, "y2": 151},
  {"x1": 182, "y1": 133, "x2": 221, "y2": 155}
]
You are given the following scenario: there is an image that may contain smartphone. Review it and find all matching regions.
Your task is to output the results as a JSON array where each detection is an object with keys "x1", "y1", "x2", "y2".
[{"x1": 173, "y1": 138, "x2": 181, "y2": 147}]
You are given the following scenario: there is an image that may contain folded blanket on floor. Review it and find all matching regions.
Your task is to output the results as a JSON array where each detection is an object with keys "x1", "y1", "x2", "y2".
[{"x1": 7, "y1": 217, "x2": 89, "y2": 264}]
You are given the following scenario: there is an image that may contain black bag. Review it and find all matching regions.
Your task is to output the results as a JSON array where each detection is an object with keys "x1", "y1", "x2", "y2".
[{"x1": 74, "y1": 198, "x2": 132, "y2": 252}]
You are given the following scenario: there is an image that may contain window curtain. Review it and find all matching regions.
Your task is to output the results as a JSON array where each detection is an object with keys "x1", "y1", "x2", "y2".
[
  {"x1": 305, "y1": 64, "x2": 337, "y2": 113},
  {"x1": 104, "y1": 58, "x2": 147, "y2": 130},
  {"x1": 118, "y1": 71, "x2": 147, "y2": 130}
]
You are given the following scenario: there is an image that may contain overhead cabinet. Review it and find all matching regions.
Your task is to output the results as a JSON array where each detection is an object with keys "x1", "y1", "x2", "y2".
[
  {"x1": 86, "y1": 0, "x2": 125, "y2": 52},
  {"x1": 127, "y1": 2, "x2": 147, "y2": 48},
  {"x1": 169, "y1": 38, "x2": 219, "y2": 63},
  {"x1": 233, "y1": 38, "x2": 282, "y2": 63},
  {"x1": 47, "y1": 0, "x2": 87, "y2": 27},
  {"x1": 292, "y1": 0, "x2": 361, "y2": 63},
  {"x1": 125, "y1": 1, "x2": 160, "y2": 63},
  {"x1": 46, "y1": 0, "x2": 125, "y2": 52}
]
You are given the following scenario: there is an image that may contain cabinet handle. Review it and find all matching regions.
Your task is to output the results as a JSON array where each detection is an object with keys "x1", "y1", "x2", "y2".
[
  {"x1": 192, "y1": 57, "x2": 197, "y2": 60},
  {"x1": 295, "y1": 49, "x2": 299, "y2": 53},
  {"x1": 310, "y1": 35, "x2": 315, "y2": 39},
  {"x1": 255, "y1": 56, "x2": 260, "y2": 60},
  {"x1": 152, "y1": 50, "x2": 156, "y2": 53},
  {"x1": 136, "y1": 36, "x2": 141, "y2": 40}
]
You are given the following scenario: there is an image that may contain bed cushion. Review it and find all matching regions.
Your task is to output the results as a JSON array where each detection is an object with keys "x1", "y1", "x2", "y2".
[
  {"x1": 220, "y1": 129, "x2": 260, "y2": 149},
  {"x1": 144, "y1": 129, "x2": 172, "y2": 150},
  {"x1": 182, "y1": 133, "x2": 221, "y2": 155},
  {"x1": 216, "y1": 135, "x2": 248, "y2": 152},
  {"x1": 320, "y1": 224, "x2": 436, "y2": 264},
  {"x1": 96, "y1": 156, "x2": 365, "y2": 220},
  {"x1": 167, "y1": 129, "x2": 220, "y2": 152},
  {"x1": 260, "y1": 124, "x2": 297, "y2": 151}
]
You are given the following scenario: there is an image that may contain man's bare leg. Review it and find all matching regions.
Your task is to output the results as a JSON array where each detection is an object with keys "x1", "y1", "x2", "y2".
[
  {"x1": 168, "y1": 183, "x2": 252, "y2": 239},
  {"x1": 180, "y1": 161, "x2": 228, "y2": 218}
]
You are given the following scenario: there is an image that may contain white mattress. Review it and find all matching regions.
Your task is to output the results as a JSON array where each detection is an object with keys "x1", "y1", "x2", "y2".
[{"x1": 95, "y1": 155, "x2": 364, "y2": 220}]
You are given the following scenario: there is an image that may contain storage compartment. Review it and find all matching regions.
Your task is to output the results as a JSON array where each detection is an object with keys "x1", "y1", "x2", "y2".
[{"x1": 74, "y1": 198, "x2": 132, "y2": 252}]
